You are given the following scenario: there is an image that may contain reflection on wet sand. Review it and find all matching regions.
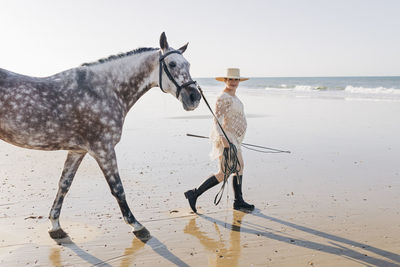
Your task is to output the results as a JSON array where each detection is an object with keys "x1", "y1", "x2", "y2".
[
  {"x1": 49, "y1": 247, "x2": 61, "y2": 266},
  {"x1": 184, "y1": 211, "x2": 247, "y2": 266},
  {"x1": 48, "y1": 237, "x2": 112, "y2": 267},
  {"x1": 118, "y1": 237, "x2": 146, "y2": 267}
]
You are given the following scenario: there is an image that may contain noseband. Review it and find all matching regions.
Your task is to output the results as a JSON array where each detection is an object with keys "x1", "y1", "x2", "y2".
[{"x1": 159, "y1": 50, "x2": 196, "y2": 98}]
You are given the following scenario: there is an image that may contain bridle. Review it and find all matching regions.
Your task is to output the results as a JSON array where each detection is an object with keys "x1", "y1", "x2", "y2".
[{"x1": 159, "y1": 50, "x2": 197, "y2": 98}]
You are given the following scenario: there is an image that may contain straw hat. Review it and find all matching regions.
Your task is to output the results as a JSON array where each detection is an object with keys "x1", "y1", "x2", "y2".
[{"x1": 215, "y1": 68, "x2": 249, "y2": 82}]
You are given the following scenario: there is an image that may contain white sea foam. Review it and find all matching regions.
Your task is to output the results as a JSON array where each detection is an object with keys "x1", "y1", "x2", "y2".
[
  {"x1": 264, "y1": 85, "x2": 325, "y2": 92},
  {"x1": 265, "y1": 85, "x2": 400, "y2": 95},
  {"x1": 344, "y1": 85, "x2": 400, "y2": 95},
  {"x1": 294, "y1": 85, "x2": 314, "y2": 91}
]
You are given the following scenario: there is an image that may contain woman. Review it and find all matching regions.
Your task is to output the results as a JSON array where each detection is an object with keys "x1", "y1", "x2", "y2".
[{"x1": 184, "y1": 68, "x2": 254, "y2": 213}]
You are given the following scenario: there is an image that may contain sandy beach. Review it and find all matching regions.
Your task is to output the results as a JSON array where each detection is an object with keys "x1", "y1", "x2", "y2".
[{"x1": 0, "y1": 87, "x2": 399, "y2": 266}]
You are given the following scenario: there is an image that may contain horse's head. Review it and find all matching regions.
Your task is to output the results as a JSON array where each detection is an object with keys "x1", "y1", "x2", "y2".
[{"x1": 158, "y1": 32, "x2": 201, "y2": 111}]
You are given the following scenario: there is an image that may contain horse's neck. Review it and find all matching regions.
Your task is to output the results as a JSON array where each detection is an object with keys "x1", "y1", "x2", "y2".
[{"x1": 87, "y1": 50, "x2": 160, "y2": 112}]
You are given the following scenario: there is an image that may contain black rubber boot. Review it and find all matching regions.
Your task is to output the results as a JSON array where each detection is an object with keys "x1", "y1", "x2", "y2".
[
  {"x1": 233, "y1": 175, "x2": 255, "y2": 212},
  {"x1": 184, "y1": 175, "x2": 219, "y2": 213}
]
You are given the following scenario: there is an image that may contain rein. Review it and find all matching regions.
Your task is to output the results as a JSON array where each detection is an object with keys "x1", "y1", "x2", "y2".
[{"x1": 159, "y1": 50, "x2": 196, "y2": 98}]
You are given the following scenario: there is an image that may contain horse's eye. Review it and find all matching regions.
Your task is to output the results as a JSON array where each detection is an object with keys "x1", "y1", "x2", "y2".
[{"x1": 169, "y1": 61, "x2": 177, "y2": 68}]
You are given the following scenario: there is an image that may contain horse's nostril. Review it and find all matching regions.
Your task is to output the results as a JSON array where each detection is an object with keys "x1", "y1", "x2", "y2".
[
  {"x1": 188, "y1": 89, "x2": 201, "y2": 102},
  {"x1": 190, "y1": 92, "x2": 196, "y2": 102}
]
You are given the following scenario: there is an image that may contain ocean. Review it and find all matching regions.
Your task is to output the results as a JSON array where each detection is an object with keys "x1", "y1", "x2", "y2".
[{"x1": 195, "y1": 76, "x2": 400, "y2": 101}]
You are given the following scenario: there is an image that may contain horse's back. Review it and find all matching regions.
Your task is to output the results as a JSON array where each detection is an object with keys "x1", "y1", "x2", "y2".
[
  {"x1": 0, "y1": 67, "x2": 123, "y2": 151},
  {"x1": 0, "y1": 68, "x2": 64, "y2": 111},
  {"x1": 0, "y1": 68, "x2": 43, "y2": 86},
  {"x1": 0, "y1": 68, "x2": 78, "y2": 150}
]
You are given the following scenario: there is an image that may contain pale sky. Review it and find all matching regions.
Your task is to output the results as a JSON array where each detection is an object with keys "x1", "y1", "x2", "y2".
[{"x1": 1, "y1": 0, "x2": 399, "y2": 77}]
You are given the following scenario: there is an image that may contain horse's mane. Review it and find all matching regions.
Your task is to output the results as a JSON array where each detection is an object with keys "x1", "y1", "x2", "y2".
[{"x1": 81, "y1": 47, "x2": 159, "y2": 67}]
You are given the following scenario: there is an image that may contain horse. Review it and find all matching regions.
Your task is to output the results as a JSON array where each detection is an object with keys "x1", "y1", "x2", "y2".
[{"x1": 0, "y1": 32, "x2": 201, "y2": 240}]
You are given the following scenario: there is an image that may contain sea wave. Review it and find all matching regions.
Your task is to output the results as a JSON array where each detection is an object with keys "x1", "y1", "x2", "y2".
[
  {"x1": 294, "y1": 85, "x2": 328, "y2": 91},
  {"x1": 265, "y1": 85, "x2": 331, "y2": 91}
]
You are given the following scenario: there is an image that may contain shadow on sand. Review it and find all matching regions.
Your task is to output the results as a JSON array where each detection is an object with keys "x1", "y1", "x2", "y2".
[
  {"x1": 50, "y1": 234, "x2": 189, "y2": 267},
  {"x1": 115, "y1": 235, "x2": 190, "y2": 267},
  {"x1": 48, "y1": 210, "x2": 399, "y2": 266},
  {"x1": 49, "y1": 237, "x2": 113, "y2": 267},
  {"x1": 198, "y1": 210, "x2": 400, "y2": 266}
]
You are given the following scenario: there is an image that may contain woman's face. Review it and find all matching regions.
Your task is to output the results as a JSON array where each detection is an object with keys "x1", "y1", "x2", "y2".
[{"x1": 224, "y1": 78, "x2": 240, "y2": 90}]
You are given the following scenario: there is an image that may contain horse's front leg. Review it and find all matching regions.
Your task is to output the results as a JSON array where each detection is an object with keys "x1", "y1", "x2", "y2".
[
  {"x1": 92, "y1": 148, "x2": 150, "y2": 240},
  {"x1": 49, "y1": 151, "x2": 86, "y2": 239}
]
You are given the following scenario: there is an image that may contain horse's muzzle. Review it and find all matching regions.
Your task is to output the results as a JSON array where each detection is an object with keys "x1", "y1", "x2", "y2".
[{"x1": 181, "y1": 86, "x2": 201, "y2": 111}]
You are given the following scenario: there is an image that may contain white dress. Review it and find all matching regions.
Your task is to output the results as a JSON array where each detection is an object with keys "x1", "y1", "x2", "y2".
[{"x1": 210, "y1": 92, "x2": 247, "y2": 159}]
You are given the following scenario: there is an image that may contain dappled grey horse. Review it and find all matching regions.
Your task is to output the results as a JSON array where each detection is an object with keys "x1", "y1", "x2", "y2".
[{"x1": 0, "y1": 32, "x2": 201, "y2": 239}]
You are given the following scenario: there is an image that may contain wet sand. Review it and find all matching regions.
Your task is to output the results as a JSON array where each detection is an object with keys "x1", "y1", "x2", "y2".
[{"x1": 0, "y1": 88, "x2": 399, "y2": 266}]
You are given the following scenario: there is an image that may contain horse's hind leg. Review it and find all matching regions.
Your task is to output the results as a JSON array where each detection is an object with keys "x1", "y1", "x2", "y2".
[
  {"x1": 48, "y1": 151, "x2": 86, "y2": 239},
  {"x1": 92, "y1": 148, "x2": 150, "y2": 240}
]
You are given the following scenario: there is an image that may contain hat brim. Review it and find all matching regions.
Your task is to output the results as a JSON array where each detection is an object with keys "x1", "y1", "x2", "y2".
[{"x1": 215, "y1": 77, "x2": 249, "y2": 82}]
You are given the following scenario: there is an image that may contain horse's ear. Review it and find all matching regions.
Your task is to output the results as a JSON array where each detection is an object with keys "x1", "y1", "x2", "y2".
[
  {"x1": 178, "y1": 42, "x2": 189, "y2": 54},
  {"x1": 160, "y1": 32, "x2": 169, "y2": 51}
]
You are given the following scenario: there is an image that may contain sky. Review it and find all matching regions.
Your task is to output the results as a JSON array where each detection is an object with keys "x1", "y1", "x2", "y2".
[{"x1": 0, "y1": 0, "x2": 399, "y2": 78}]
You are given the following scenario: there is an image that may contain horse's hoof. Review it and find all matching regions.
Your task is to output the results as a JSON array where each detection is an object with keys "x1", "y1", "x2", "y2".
[
  {"x1": 49, "y1": 228, "x2": 68, "y2": 239},
  {"x1": 133, "y1": 227, "x2": 151, "y2": 242}
]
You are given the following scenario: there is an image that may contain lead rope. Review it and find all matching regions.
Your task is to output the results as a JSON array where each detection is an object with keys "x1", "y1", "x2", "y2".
[
  {"x1": 195, "y1": 83, "x2": 240, "y2": 206},
  {"x1": 214, "y1": 143, "x2": 240, "y2": 206}
]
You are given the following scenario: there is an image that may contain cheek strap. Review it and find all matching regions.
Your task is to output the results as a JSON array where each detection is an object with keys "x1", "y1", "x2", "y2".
[{"x1": 158, "y1": 50, "x2": 196, "y2": 98}]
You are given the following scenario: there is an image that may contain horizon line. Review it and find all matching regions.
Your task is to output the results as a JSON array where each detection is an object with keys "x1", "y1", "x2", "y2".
[{"x1": 194, "y1": 75, "x2": 400, "y2": 79}]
